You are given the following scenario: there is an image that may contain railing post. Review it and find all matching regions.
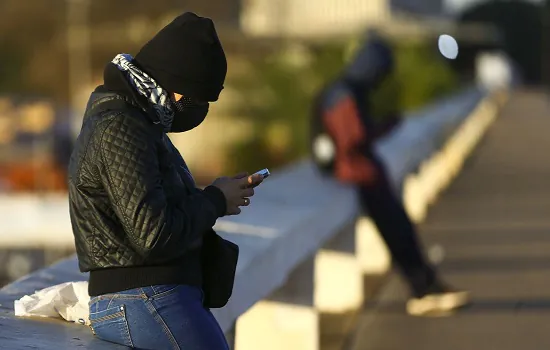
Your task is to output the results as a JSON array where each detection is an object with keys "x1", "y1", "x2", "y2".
[{"x1": 235, "y1": 257, "x2": 319, "y2": 350}]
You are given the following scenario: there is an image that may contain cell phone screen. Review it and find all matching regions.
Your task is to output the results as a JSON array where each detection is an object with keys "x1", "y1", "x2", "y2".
[{"x1": 254, "y1": 168, "x2": 270, "y2": 179}]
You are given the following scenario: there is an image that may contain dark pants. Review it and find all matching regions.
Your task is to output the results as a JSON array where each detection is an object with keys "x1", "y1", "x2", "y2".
[
  {"x1": 89, "y1": 285, "x2": 229, "y2": 350},
  {"x1": 359, "y1": 155, "x2": 436, "y2": 297}
]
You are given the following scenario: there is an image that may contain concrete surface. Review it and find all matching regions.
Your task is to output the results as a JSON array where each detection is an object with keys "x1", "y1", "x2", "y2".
[{"x1": 350, "y1": 89, "x2": 550, "y2": 350}]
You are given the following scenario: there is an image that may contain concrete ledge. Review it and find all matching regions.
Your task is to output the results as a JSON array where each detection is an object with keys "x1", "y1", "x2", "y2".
[{"x1": 0, "y1": 86, "x2": 506, "y2": 349}]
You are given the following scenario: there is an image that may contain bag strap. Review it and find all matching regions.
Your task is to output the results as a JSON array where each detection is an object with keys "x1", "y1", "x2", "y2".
[
  {"x1": 88, "y1": 93, "x2": 164, "y2": 139},
  {"x1": 86, "y1": 93, "x2": 132, "y2": 117}
]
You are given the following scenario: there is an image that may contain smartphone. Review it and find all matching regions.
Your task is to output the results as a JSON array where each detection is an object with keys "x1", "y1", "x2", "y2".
[{"x1": 254, "y1": 168, "x2": 270, "y2": 179}]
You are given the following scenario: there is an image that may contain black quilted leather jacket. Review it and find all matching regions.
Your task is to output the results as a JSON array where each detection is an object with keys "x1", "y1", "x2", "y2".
[{"x1": 68, "y1": 75, "x2": 226, "y2": 294}]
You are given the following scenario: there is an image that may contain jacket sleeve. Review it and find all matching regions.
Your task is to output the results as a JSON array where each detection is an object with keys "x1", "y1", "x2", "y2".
[
  {"x1": 323, "y1": 95, "x2": 379, "y2": 185},
  {"x1": 97, "y1": 114, "x2": 226, "y2": 262}
]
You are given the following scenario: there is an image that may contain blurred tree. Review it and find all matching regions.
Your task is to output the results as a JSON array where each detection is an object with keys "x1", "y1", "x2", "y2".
[
  {"x1": 225, "y1": 37, "x2": 458, "y2": 174},
  {"x1": 0, "y1": 0, "x2": 241, "y2": 102},
  {"x1": 0, "y1": 43, "x2": 26, "y2": 94},
  {"x1": 225, "y1": 43, "x2": 346, "y2": 173},
  {"x1": 371, "y1": 38, "x2": 458, "y2": 118}
]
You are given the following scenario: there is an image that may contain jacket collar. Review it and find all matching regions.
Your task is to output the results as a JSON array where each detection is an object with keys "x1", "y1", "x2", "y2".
[{"x1": 83, "y1": 87, "x2": 162, "y2": 130}]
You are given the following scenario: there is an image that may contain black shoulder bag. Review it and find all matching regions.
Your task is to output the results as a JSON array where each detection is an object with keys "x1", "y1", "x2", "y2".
[
  {"x1": 155, "y1": 134, "x2": 240, "y2": 309},
  {"x1": 201, "y1": 229, "x2": 239, "y2": 308}
]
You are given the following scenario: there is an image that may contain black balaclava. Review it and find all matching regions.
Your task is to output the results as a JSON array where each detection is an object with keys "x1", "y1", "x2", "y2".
[
  {"x1": 340, "y1": 31, "x2": 395, "y2": 121},
  {"x1": 134, "y1": 12, "x2": 227, "y2": 132}
]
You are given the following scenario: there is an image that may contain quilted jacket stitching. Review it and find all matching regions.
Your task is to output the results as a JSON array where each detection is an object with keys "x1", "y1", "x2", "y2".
[
  {"x1": 73, "y1": 113, "x2": 120, "y2": 267},
  {"x1": 98, "y1": 115, "x2": 143, "y2": 254},
  {"x1": 73, "y1": 112, "x2": 107, "y2": 187},
  {"x1": 88, "y1": 230, "x2": 98, "y2": 265},
  {"x1": 71, "y1": 90, "x2": 223, "y2": 270}
]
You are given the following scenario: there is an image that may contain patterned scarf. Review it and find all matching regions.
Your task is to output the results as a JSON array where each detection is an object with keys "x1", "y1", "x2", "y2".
[{"x1": 111, "y1": 53, "x2": 174, "y2": 131}]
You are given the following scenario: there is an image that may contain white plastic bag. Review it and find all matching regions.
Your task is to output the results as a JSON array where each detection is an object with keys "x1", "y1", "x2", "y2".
[{"x1": 14, "y1": 281, "x2": 90, "y2": 325}]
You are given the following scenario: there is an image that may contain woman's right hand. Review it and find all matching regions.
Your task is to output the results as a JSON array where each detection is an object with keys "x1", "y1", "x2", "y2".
[{"x1": 211, "y1": 173, "x2": 259, "y2": 215}]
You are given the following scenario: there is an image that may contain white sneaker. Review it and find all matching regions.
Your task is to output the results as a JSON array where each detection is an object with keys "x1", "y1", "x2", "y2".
[{"x1": 406, "y1": 290, "x2": 470, "y2": 316}]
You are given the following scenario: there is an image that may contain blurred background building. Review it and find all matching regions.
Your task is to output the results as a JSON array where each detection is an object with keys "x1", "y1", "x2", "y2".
[{"x1": 0, "y1": 0, "x2": 546, "y2": 285}]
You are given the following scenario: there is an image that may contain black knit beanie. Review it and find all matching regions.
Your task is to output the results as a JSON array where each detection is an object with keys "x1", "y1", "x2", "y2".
[{"x1": 134, "y1": 12, "x2": 227, "y2": 102}]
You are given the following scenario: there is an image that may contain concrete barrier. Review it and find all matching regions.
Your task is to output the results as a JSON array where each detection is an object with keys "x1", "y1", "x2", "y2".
[{"x1": 0, "y1": 86, "x2": 507, "y2": 349}]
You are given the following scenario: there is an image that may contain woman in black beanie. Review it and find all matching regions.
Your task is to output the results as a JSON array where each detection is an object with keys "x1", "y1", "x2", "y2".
[{"x1": 68, "y1": 12, "x2": 262, "y2": 349}]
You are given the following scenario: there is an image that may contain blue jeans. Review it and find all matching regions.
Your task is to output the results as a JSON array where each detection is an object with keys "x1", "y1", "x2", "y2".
[{"x1": 89, "y1": 284, "x2": 229, "y2": 350}]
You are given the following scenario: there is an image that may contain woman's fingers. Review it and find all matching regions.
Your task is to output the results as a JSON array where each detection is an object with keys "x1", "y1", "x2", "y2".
[
  {"x1": 247, "y1": 174, "x2": 264, "y2": 188},
  {"x1": 241, "y1": 188, "x2": 254, "y2": 198},
  {"x1": 233, "y1": 172, "x2": 248, "y2": 179}
]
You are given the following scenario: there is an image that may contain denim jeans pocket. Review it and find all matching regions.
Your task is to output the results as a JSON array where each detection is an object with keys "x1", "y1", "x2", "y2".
[
  {"x1": 89, "y1": 303, "x2": 133, "y2": 347},
  {"x1": 150, "y1": 284, "x2": 181, "y2": 298}
]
